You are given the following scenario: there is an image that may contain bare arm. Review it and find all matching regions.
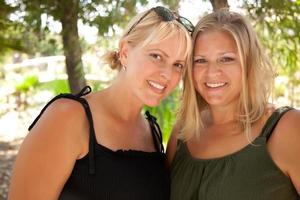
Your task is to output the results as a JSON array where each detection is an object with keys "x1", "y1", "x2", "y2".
[
  {"x1": 268, "y1": 109, "x2": 300, "y2": 194},
  {"x1": 8, "y1": 99, "x2": 88, "y2": 200}
]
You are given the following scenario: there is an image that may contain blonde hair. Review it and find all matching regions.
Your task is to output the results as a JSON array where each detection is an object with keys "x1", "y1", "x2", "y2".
[
  {"x1": 103, "y1": 8, "x2": 193, "y2": 71},
  {"x1": 177, "y1": 10, "x2": 274, "y2": 141}
]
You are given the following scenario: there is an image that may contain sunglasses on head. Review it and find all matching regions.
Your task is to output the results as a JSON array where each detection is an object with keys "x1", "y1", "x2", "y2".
[{"x1": 126, "y1": 6, "x2": 194, "y2": 35}]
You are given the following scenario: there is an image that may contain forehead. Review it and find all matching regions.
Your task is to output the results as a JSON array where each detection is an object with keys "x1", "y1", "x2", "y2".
[
  {"x1": 145, "y1": 32, "x2": 188, "y2": 59},
  {"x1": 194, "y1": 29, "x2": 237, "y2": 54}
]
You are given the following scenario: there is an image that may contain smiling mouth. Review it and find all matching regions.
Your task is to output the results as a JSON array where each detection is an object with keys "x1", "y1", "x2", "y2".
[
  {"x1": 205, "y1": 82, "x2": 227, "y2": 88},
  {"x1": 147, "y1": 80, "x2": 166, "y2": 93}
]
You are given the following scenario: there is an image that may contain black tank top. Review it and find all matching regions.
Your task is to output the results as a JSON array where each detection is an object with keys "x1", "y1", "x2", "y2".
[{"x1": 29, "y1": 86, "x2": 170, "y2": 200}]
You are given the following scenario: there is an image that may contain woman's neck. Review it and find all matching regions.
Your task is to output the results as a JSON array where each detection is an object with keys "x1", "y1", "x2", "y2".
[
  {"x1": 207, "y1": 104, "x2": 238, "y2": 125},
  {"x1": 100, "y1": 78, "x2": 143, "y2": 123}
]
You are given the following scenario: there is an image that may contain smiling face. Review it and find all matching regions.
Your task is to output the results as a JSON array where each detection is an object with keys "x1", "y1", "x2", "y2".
[
  {"x1": 120, "y1": 32, "x2": 188, "y2": 107},
  {"x1": 193, "y1": 29, "x2": 242, "y2": 108}
]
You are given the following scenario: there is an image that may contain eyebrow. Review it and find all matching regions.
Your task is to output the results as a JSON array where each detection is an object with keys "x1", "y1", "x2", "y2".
[
  {"x1": 148, "y1": 48, "x2": 169, "y2": 58},
  {"x1": 194, "y1": 52, "x2": 237, "y2": 57},
  {"x1": 218, "y1": 52, "x2": 237, "y2": 55},
  {"x1": 148, "y1": 48, "x2": 186, "y2": 63},
  {"x1": 176, "y1": 59, "x2": 186, "y2": 63}
]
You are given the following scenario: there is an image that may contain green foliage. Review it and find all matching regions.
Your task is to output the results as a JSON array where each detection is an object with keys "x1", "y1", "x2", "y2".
[
  {"x1": 16, "y1": 0, "x2": 151, "y2": 37},
  {"x1": 15, "y1": 75, "x2": 39, "y2": 92},
  {"x1": 3, "y1": 0, "x2": 181, "y2": 55},
  {"x1": 244, "y1": 0, "x2": 300, "y2": 106},
  {"x1": 0, "y1": 20, "x2": 25, "y2": 53},
  {"x1": 36, "y1": 32, "x2": 63, "y2": 56},
  {"x1": 2, "y1": 0, "x2": 183, "y2": 138},
  {"x1": 161, "y1": 0, "x2": 180, "y2": 10},
  {"x1": 37, "y1": 79, "x2": 70, "y2": 95},
  {"x1": 144, "y1": 87, "x2": 181, "y2": 143},
  {"x1": 0, "y1": 0, "x2": 57, "y2": 55},
  {"x1": 90, "y1": 81, "x2": 106, "y2": 92},
  {"x1": 0, "y1": 1, "x2": 37, "y2": 54},
  {"x1": 274, "y1": 83, "x2": 285, "y2": 97}
]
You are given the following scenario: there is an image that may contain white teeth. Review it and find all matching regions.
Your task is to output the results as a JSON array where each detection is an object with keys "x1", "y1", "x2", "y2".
[
  {"x1": 206, "y1": 82, "x2": 226, "y2": 88},
  {"x1": 148, "y1": 81, "x2": 165, "y2": 90}
]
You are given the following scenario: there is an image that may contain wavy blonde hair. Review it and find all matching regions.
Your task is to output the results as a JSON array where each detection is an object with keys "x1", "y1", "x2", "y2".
[
  {"x1": 103, "y1": 8, "x2": 193, "y2": 71},
  {"x1": 177, "y1": 10, "x2": 274, "y2": 141}
]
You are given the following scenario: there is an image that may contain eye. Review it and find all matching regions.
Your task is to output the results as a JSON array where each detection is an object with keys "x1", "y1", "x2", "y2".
[
  {"x1": 174, "y1": 63, "x2": 184, "y2": 71},
  {"x1": 194, "y1": 58, "x2": 207, "y2": 64},
  {"x1": 149, "y1": 53, "x2": 162, "y2": 60},
  {"x1": 219, "y1": 57, "x2": 235, "y2": 63}
]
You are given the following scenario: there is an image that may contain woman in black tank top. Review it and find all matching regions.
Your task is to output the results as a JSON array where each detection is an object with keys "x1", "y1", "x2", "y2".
[{"x1": 8, "y1": 6, "x2": 194, "y2": 200}]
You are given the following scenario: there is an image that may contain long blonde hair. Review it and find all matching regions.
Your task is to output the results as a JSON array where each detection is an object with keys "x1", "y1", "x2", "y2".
[
  {"x1": 177, "y1": 10, "x2": 274, "y2": 141},
  {"x1": 103, "y1": 8, "x2": 193, "y2": 71}
]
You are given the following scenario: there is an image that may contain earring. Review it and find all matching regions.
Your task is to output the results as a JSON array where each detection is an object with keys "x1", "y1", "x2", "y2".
[{"x1": 122, "y1": 65, "x2": 127, "y2": 71}]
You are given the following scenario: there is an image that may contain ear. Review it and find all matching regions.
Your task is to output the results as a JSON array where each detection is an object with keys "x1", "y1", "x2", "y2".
[{"x1": 119, "y1": 41, "x2": 130, "y2": 67}]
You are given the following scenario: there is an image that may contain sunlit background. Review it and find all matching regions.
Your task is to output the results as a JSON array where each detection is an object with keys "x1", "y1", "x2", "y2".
[{"x1": 0, "y1": 0, "x2": 299, "y2": 198}]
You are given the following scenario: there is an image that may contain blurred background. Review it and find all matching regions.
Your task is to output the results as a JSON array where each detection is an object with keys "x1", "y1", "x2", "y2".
[{"x1": 0, "y1": 0, "x2": 299, "y2": 199}]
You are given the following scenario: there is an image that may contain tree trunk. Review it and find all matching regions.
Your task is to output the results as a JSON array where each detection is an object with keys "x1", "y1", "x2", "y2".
[
  {"x1": 60, "y1": 0, "x2": 86, "y2": 94},
  {"x1": 209, "y1": 0, "x2": 229, "y2": 11}
]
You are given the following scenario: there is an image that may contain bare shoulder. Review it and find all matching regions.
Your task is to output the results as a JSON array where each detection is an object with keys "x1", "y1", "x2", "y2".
[
  {"x1": 47, "y1": 97, "x2": 87, "y2": 118},
  {"x1": 8, "y1": 97, "x2": 89, "y2": 199},
  {"x1": 166, "y1": 124, "x2": 181, "y2": 166},
  {"x1": 30, "y1": 97, "x2": 89, "y2": 153},
  {"x1": 280, "y1": 107, "x2": 300, "y2": 126},
  {"x1": 268, "y1": 107, "x2": 300, "y2": 194},
  {"x1": 273, "y1": 108, "x2": 300, "y2": 149},
  {"x1": 271, "y1": 107, "x2": 300, "y2": 137}
]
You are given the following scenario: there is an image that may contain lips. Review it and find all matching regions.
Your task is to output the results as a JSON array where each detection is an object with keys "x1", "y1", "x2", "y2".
[
  {"x1": 147, "y1": 80, "x2": 166, "y2": 93},
  {"x1": 205, "y1": 82, "x2": 227, "y2": 88}
]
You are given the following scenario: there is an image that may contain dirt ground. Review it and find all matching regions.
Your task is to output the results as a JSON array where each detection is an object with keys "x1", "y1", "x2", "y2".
[
  {"x1": 0, "y1": 100, "x2": 42, "y2": 200},
  {"x1": 0, "y1": 139, "x2": 22, "y2": 200}
]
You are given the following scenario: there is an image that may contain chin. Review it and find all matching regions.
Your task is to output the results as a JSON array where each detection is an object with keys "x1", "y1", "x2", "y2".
[
  {"x1": 204, "y1": 99, "x2": 226, "y2": 107},
  {"x1": 144, "y1": 99, "x2": 162, "y2": 107}
]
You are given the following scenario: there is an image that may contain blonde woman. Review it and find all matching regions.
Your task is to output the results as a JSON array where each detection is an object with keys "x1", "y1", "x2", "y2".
[
  {"x1": 9, "y1": 6, "x2": 193, "y2": 200},
  {"x1": 168, "y1": 10, "x2": 300, "y2": 199}
]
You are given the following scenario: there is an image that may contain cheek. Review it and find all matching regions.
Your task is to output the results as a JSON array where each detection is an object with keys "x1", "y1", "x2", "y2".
[
  {"x1": 230, "y1": 66, "x2": 242, "y2": 83},
  {"x1": 226, "y1": 65, "x2": 243, "y2": 93},
  {"x1": 192, "y1": 67, "x2": 204, "y2": 83},
  {"x1": 128, "y1": 53, "x2": 147, "y2": 68},
  {"x1": 170, "y1": 72, "x2": 182, "y2": 88},
  {"x1": 192, "y1": 68, "x2": 203, "y2": 93}
]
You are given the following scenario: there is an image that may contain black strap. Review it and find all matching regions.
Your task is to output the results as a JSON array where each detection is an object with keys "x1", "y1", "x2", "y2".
[
  {"x1": 145, "y1": 111, "x2": 164, "y2": 153},
  {"x1": 28, "y1": 86, "x2": 96, "y2": 174},
  {"x1": 76, "y1": 85, "x2": 92, "y2": 97},
  {"x1": 260, "y1": 106, "x2": 293, "y2": 141}
]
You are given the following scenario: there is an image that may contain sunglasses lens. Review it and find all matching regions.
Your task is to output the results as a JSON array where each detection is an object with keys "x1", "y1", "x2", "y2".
[
  {"x1": 179, "y1": 17, "x2": 194, "y2": 32},
  {"x1": 154, "y1": 6, "x2": 194, "y2": 33},
  {"x1": 127, "y1": 6, "x2": 194, "y2": 35},
  {"x1": 153, "y1": 6, "x2": 174, "y2": 21}
]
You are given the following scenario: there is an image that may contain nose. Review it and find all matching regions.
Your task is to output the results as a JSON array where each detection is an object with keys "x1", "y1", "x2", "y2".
[
  {"x1": 206, "y1": 62, "x2": 221, "y2": 78},
  {"x1": 160, "y1": 65, "x2": 173, "y2": 80}
]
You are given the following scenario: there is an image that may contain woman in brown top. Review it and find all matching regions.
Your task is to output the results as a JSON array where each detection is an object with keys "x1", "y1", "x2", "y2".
[{"x1": 167, "y1": 10, "x2": 300, "y2": 199}]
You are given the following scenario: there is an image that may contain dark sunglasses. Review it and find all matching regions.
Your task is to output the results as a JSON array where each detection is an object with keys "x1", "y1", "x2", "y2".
[{"x1": 126, "y1": 6, "x2": 194, "y2": 35}]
